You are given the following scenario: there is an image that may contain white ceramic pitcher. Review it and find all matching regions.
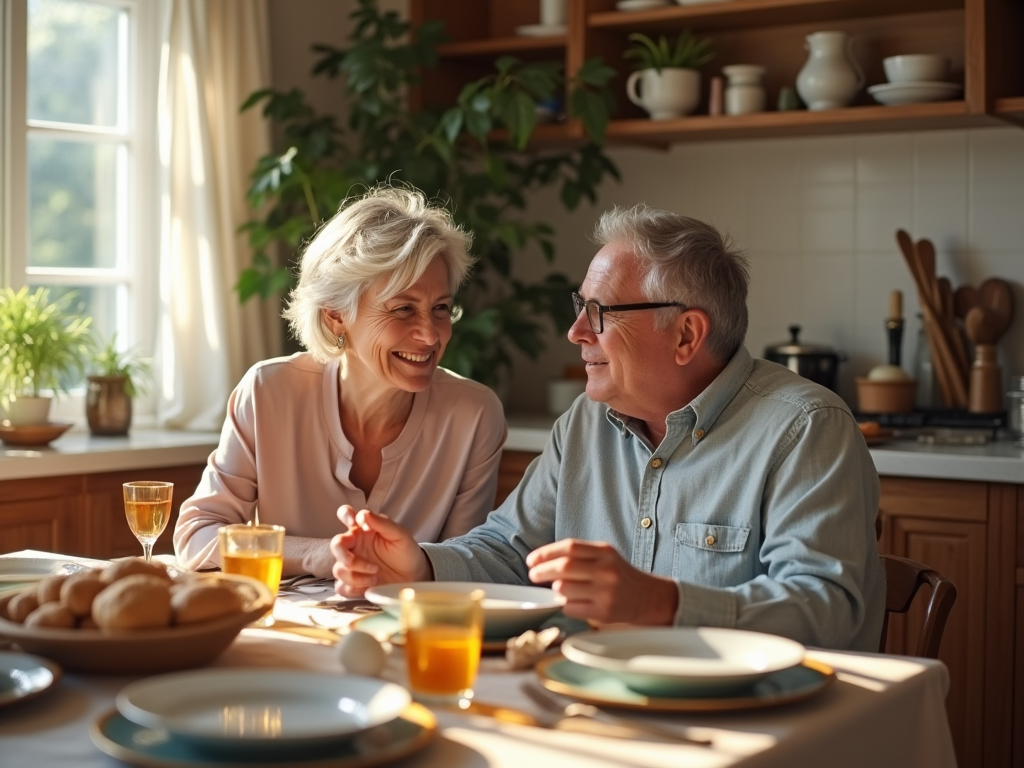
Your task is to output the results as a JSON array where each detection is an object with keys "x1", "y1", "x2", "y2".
[{"x1": 795, "y1": 31, "x2": 864, "y2": 111}]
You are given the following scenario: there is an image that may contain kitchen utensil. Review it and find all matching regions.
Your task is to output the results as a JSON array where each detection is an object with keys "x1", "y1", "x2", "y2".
[
  {"x1": 763, "y1": 325, "x2": 844, "y2": 391},
  {"x1": 968, "y1": 344, "x2": 1002, "y2": 413},
  {"x1": 521, "y1": 680, "x2": 713, "y2": 746},
  {"x1": 965, "y1": 306, "x2": 999, "y2": 345},
  {"x1": 978, "y1": 278, "x2": 1014, "y2": 343},
  {"x1": 886, "y1": 290, "x2": 904, "y2": 367},
  {"x1": 937, "y1": 276, "x2": 970, "y2": 378},
  {"x1": 723, "y1": 65, "x2": 766, "y2": 115},
  {"x1": 953, "y1": 285, "x2": 979, "y2": 319}
]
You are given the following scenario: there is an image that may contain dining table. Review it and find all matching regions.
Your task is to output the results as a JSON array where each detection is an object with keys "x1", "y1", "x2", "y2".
[{"x1": 0, "y1": 550, "x2": 959, "y2": 768}]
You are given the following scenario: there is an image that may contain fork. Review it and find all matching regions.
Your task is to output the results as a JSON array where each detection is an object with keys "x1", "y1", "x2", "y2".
[{"x1": 520, "y1": 681, "x2": 712, "y2": 747}]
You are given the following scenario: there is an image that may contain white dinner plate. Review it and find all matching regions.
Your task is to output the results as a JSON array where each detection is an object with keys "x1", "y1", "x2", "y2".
[
  {"x1": 561, "y1": 627, "x2": 806, "y2": 697},
  {"x1": 514, "y1": 23, "x2": 567, "y2": 37},
  {"x1": 616, "y1": 0, "x2": 671, "y2": 10},
  {"x1": 365, "y1": 581, "x2": 563, "y2": 638},
  {"x1": 868, "y1": 81, "x2": 961, "y2": 106},
  {"x1": 0, "y1": 652, "x2": 62, "y2": 707},
  {"x1": 116, "y1": 669, "x2": 410, "y2": 756},
  {"x1": 0, "y1": 556, "x2": 90, "y2": 583}
]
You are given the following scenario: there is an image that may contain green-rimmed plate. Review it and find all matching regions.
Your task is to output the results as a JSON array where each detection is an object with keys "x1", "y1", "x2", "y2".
[
  {"x1": 90, "y1": 703, "x2": 436, "y2": 768},
  {"x1": 535, "y1": 654, "x2": 834, "y2": 712},
  {"x1": 0, "y1": 652, "x2": 62, "y2": 707}
]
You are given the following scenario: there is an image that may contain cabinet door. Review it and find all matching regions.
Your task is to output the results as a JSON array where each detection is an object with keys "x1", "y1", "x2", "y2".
[
  {"x1": 879, "y1": 477, "x2": 988, "y2": 768},
  {"x1": 0, "y1": 476, "x2": 84, "y2": 555},
  {"x1": 82, "y1": 465, "x2": 206, "y2": 559}
]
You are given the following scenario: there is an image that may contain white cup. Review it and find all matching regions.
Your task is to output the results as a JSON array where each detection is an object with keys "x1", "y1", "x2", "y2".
[
  {"x1": 547, "y1": 379, "x2": 587, "y2": 415},
  {"x1": 540, "y1": 0, "x2": 567, "y2": 26},
  {"x1": 626, "y1": 68, "x2": 701, "y2": 120}
]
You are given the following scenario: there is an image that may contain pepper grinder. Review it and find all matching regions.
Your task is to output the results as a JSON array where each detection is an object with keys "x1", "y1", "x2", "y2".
[{"x1": 886, "y1": 290, "x2": 904, "y2": 367}]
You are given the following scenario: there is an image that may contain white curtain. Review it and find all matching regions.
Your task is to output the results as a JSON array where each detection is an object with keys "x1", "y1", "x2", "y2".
[{"x1": 156, "y1": 0, "x2": 282, "y2": 431}]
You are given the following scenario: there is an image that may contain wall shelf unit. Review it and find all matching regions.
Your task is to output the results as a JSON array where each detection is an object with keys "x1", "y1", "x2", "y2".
[{"x1": 410, "y1": 0, "x2": 1024, "y2": 146}]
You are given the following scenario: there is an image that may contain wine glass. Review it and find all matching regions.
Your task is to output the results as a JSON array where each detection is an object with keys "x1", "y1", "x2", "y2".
[{"x1": 122, "y1": 481, "x2": 174, "y2": 563}]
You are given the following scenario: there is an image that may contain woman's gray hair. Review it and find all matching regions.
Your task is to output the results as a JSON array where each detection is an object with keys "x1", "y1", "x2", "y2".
[
  {"x1": 593, "y1": 204, "x2": 750, "y2": 361},
  {"x1": 283, "y1": 185, "x2": 473, "y2": 361}
]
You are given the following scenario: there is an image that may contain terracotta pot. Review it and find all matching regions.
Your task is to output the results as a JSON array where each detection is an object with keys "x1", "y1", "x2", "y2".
[{"x1": 86, "y1": 376, "x2": 132, "y2": 435}]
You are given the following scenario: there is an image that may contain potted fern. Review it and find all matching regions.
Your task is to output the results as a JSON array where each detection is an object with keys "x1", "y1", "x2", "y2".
[
  {"x1": 86, "y1": 333, "x2": 154, "y2": 435},
  {"x1": 0, "y1": 287, "x2": 92, "y2": 426},
  {"x1": 624, "y1": 29, "x2": 715, "y2": 119}
]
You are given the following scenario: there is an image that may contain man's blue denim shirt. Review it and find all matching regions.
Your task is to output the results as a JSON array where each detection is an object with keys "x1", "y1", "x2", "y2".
[{"x1": 423, "y1": 346, "x2": 885, "y2": 651}]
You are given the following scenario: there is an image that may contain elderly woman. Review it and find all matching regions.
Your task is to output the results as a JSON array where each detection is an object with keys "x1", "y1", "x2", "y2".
[{"x1": 173, "y1": 186, "x2": 507, "y2": 577}]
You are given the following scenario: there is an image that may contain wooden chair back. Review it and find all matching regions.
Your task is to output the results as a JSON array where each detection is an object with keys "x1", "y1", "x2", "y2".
[{"x1": 878, "y1": 553, "x2": 957, "y2": 659}]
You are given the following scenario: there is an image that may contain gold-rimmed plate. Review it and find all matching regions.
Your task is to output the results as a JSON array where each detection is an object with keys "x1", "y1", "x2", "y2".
[
  {"x1": 90, "y1": 703, "x2": 437, "y2": 768},
  {"x1": 535, "y1": 654, "x2": 834, "y2": 712}
]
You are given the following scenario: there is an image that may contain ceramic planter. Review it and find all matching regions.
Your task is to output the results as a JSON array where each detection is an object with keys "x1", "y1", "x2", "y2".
[
  {"x1": 86, "y1": 376, "x2": 132, "y2": 435},
  {"x1": 626, "y1": 68, "x2": 701, "y2": 119},
  {"x1": 4, "y1": 395, "x2": 53, "y2": 426}
]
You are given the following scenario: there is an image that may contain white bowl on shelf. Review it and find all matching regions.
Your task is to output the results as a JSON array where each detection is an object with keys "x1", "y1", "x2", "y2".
[
  {"x1": 883, "y1": 54, "x2": 949, "y2": 84},
  {"x1": 868, "y1": 81, "x2": 961, "y2": 106}
]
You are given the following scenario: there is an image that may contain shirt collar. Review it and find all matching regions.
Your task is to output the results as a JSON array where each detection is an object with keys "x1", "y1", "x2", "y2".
[{"x1": 604, "y1": 346, "x2": 754, "y2": 443}]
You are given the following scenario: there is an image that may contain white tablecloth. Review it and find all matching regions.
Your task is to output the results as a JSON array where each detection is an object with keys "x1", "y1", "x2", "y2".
[{"x1": 0, "y1": 553, "x2": 958, "y2": 768}]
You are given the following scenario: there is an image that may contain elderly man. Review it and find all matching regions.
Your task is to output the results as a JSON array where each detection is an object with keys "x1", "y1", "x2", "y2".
[{"x1": 332, "y1": 204, "x2": 885, "y2": 651}]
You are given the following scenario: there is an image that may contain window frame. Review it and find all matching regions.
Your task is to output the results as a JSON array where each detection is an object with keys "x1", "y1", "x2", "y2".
[{"x1": 1, "y1": 0, "x2": 161, "y2": 423}]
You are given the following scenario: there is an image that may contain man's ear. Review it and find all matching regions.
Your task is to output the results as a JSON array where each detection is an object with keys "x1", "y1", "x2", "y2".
[
  {"x1": 674, "y1": 309, "x2": 711, "y2": 366},
  {"x1": 323, "y1": 308, "x2": 346, "y2": 337}
]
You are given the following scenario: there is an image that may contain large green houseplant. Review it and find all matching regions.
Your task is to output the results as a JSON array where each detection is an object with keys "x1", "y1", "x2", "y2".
[
  {"x1": 237, "y1": 0, "x2": 618, "y2": 388},
  {"x1": 0, "y1": 287, "x2": 93, "y2": 425}
]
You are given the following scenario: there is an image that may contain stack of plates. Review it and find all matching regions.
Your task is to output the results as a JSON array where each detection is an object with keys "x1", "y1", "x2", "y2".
[
  {"x1": 92, "y1": 669, "x2": 437, "y2": 767},
  {"x1": 536, "y1": 626, "x2": 834, "y2": 711}
]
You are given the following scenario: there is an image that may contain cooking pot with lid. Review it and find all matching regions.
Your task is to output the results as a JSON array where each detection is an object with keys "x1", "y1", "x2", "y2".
[{"x1": 763, "y1": 325, "x2": 845, "y2": 392}]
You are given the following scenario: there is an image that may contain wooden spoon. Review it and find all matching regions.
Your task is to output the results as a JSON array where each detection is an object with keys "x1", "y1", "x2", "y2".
[
  {"x1": 953, "y1": 285, "x2": 980, "y2": 320},
  {"x1": 965, "y1": 306, "x2": 999, "y2": 345},
  {"x1": 978, "y1": 278, "x2": 1014, "y2": 343}
]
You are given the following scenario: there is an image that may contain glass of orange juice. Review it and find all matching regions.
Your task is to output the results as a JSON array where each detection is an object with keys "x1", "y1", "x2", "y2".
[
  {"x1": 123, "y1": 481, "x2": 174, "y2": 563},
  {"x1": 400, "y1": 588, "x2": 484, "y2": 707},
  {"x1": 217, "y1": 524, "x2": 285, "y2": 627}
]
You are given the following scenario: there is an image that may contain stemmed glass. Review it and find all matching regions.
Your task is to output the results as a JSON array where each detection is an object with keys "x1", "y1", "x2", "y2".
[{"x1": 122, "y1": 481, "x2": 174, "y2": 563}]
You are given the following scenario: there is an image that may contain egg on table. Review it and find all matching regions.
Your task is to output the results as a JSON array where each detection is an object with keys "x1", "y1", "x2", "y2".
[{"x1": 336, "y1": 629, "x2": 387, "y2": 677}]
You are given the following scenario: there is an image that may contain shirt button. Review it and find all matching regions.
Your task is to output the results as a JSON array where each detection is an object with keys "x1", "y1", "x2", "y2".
[
  {"x1": 650, "y1": 458, "x2": 663, "y2": 468},
  {"x1": 695, "y1": 428, "x2": 706, "y2": 440},
  {"x1": 641, "y1": 518, "x2": 652, "y2": 529},
  {"x1": 705, "y1": 534, "x2": 716, "y2": 546}
]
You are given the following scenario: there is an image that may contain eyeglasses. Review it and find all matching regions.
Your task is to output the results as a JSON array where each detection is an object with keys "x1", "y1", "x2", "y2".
[{"x1": 571, "y1": 291, "x2": 685, "y2": 334}]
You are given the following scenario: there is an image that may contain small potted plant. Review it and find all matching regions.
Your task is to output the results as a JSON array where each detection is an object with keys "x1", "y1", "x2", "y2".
[
  {"x1": 624, "y1": 29, "x2": 715, "y2": 119},
  {"x1": 86, "y1": 333, "x2": 153, "y2": 435},
  {"x1": 0, "y1": 287, "x2": 92, "y2": 426}
]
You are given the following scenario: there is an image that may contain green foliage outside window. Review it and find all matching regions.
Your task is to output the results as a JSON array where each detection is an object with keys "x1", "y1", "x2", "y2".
[{"x1": 236, "y1": 0, "x2": 619, "y2": 388}]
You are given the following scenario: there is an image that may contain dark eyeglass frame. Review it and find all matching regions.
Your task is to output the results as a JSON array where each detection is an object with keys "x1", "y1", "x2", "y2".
[{"x1": 571, "y1": 291, "x2": 686, "y2": 334}]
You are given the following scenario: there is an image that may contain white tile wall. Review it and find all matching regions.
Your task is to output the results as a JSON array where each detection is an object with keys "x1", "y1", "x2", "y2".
[{"x1": 510, "y1": 126, "x2": 1024, "y2": 414}]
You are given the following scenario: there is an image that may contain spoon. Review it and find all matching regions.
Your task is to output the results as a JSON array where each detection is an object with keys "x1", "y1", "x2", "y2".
[
  {"x1": 978, "y1": 278, "x2": 1014, "y2": 344},
  {"x1": 965, "y1": 306, "x2": 999, "y2": 346}
]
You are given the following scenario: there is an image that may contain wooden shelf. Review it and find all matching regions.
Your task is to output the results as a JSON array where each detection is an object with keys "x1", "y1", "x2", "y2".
[
  {"x1": 996, "y1": 96, "x2": 1024, "y2": 122},
  {"x1": 590, "y1": 0, "x2": 963, "y2": 33},
  {"x1": 438, "y1": 35, "x2": 567, "y2": 59},
  {"x1": 604, "y1": 100, "x2": 999, "y2": 145}
]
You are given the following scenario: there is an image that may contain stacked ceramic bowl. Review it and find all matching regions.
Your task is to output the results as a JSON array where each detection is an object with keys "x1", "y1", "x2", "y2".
[{"x1": 868, "y1": 55, "x2": 961, "y2": 105}]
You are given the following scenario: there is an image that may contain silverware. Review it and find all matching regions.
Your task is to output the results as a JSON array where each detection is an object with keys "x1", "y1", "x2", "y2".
[{"x1": 520, "y1": 681, "x2": 712, "y2": 747}]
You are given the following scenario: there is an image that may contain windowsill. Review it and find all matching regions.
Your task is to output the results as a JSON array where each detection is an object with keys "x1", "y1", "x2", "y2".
[{"x1": 0, "y1": 427, "x2": 220, "y2": 481}]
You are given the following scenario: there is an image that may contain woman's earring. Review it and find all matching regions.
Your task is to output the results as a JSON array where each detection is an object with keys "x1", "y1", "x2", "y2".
[{"x1": 336, "y1": 333, "x2": 346, "y2": 351}]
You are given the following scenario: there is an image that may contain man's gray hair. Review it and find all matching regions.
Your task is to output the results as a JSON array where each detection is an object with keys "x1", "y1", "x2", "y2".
[
  {"x1": 593, "y1": 204, "x2": 749, "y2": 361},
  {"x1": 283, "y1": 185, "x2": 473, "y2": 362}
]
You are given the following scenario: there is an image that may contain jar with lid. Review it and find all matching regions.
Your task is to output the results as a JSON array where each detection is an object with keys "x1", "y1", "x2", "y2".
[{"x1": 1007, "y1": 376, "x2": 1024, "y2": 446}]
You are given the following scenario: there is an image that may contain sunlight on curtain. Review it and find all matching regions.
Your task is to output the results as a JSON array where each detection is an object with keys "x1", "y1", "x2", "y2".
[{"x1": 157, "y1": 0, "x2": 279, "y2": 430}]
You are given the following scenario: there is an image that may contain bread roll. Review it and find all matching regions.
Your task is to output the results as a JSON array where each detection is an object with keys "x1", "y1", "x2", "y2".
[
  {"x1": 171, "y1": 582, "x2": 244, "y2": 625},
  {"x1": 100, "y1": 558, "x2": 170, "y2": 584},
  {"x1": 6, "y1": 591, "x2": 41, "y2": 623},
  {"x1": 92, "y1": 575, "x2": 172, "y2": 630},
  {"x1": 37, "y1": 574, "x2": 68, "y2": 604},
  {"x1": 60, "y1": 572, "x2": 107, "y2": 617},
  {"x1": 24, "y1": 602, "x2": 76, "y2": 629}
]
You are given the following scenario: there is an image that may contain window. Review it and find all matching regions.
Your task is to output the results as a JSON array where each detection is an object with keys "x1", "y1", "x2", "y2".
[{"x1": 2, "y1": 0, "x2": 159, "y2": 420}]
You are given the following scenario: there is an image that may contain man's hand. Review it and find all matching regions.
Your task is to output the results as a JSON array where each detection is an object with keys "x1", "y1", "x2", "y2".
[
  {"x1": 330, "y1": 506, "x2": 433, "y2": 597},
  {"x1": 526, "y1": 539, "x2": 678, "y2": 625}
]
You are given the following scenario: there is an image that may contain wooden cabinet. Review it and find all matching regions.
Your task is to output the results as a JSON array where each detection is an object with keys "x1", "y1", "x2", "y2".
[
  {"x1": 0, "y1": 465, "x2": 206, "y2": 560},
  {"x1": 410, "y1": 0, "x2": 1024, "y2": 145}
]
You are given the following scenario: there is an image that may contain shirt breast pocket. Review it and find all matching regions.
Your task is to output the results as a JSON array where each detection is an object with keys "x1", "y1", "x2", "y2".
[{"x1": 671, "y1": 522, "x2": 752, "y2": 586}]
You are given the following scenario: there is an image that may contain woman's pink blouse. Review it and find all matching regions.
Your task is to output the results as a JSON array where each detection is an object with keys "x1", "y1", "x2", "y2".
[{"x1": 173, "y1": 352, "x2": 507, "y2": 570}]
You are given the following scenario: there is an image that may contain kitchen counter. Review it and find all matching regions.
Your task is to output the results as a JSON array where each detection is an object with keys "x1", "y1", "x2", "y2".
[{"x1": 3, "y1": 420, "x2": 1023, "y2": 485}]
